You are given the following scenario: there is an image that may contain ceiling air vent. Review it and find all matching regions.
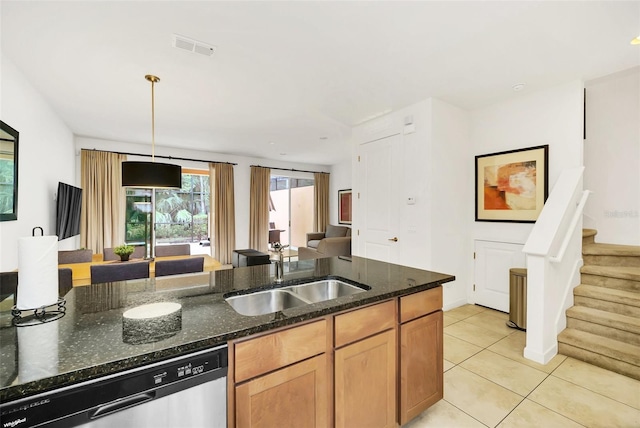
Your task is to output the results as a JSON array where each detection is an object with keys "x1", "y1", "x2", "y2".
[{"x1": 172, "y1": 34, "x2": 216, "y2": 57}]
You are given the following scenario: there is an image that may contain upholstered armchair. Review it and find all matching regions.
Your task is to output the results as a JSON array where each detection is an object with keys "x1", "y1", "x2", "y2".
[{"x1": 298, "y1": 224, "x2": 351, "y2": 260}]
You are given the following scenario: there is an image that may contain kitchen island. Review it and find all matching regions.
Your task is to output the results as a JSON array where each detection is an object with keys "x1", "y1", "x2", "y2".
[{"x1": 0, "y1": 256, "x2": 454, "y2": 426}]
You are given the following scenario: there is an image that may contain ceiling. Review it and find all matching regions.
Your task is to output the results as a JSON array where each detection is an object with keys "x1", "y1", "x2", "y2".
[{"x1": 2, "y1": 1, "x2": 639, "y2": 166}]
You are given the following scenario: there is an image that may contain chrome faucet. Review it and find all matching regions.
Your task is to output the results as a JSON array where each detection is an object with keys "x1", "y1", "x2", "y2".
[{"x1": 272, "y1": 242, "x2": 289, "y2": 284}]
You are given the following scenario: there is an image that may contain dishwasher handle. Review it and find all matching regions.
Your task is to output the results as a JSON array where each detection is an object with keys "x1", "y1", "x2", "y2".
[{"x1": 90, "y1": 391, "x2": 156, "y2": 419}]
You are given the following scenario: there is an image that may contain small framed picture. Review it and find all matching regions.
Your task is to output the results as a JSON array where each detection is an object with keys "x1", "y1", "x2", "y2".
[
  {"x1": 338, "y1": 189, "x2": 352, "y2": 225},
  {"x1": 475, "y1": 145, "x2": 549, "y2": 222}
]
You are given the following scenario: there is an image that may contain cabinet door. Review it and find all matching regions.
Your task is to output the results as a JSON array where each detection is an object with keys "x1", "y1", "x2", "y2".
[
  {"x1": 335, "y1": 329, "x2": 397, "y2": 428},
  {"x1": 235, "y1": 354, "x2": 328, "y2": 428},
  {"x1": 399, "y1": 310, "x2": 443, "y2": 425},
  {"x1": 474, "y1": 240, "x2": 525, "y2": 312}
]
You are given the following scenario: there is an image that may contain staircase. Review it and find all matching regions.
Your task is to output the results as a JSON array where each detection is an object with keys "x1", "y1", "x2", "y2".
[{"x1": 557, "y1": 229, "x2": 640, "y2": 380}]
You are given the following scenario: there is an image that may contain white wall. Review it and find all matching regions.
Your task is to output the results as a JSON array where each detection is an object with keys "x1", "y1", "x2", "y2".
[
  {"x1": 469, "y1": 80, "x2": 585, "y2": 313},
  {"x1": 430, "y1": 99, "x2": 473, "y2": 309},
  {"x1": 351, "y1": 99, "x2": 432, "y2": 267},
  {"x1": 74, "y1": 137, "x2": 330, "y2": 251},
  {"x1": 348, "y1": 80, "x2": 586, "y2": 313},
  {"x1": 584, "y1": 67, "x2": 640, "y2": 245},
  {"x1": 0, "y1": 56, "x2": 75, "y2": 271},
  {"x1": 471, "y1": 80, "x2": 585, "y2": 245},
  {"x1": 352, "y1": 98, "x2": 472, "y2": 310}
]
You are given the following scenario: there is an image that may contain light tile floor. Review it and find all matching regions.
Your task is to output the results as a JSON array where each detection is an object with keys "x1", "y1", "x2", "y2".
[{"x1": 405, "y1": 304, "x2": 640, "y2": 428}]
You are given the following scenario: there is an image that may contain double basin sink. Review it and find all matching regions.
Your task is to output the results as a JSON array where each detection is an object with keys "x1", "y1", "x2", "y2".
[{"x1": 225, "y1": 279, "x2": 369, "y2": 316}]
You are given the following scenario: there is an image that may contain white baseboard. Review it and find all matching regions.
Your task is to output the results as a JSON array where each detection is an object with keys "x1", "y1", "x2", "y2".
[
  {"x1": 524, "y1": 343, "x2": 558, "y2": 365},
  {"x1": 443, "y1": 298, "x2": 469, "y2": 312}
]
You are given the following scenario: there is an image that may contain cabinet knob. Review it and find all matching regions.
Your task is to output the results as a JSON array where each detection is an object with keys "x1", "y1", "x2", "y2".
[{"x1": 388, "y1": 237, "x2": 398, "y2": 242}]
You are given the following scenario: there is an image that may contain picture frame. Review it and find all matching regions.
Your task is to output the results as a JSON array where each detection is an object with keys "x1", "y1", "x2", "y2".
[
  {"x1": 338, "y1": 189, "x2": 352, "y2": 225},
  {"x1": 475, "y1": 145, "x2": 549, "y2": 223}
]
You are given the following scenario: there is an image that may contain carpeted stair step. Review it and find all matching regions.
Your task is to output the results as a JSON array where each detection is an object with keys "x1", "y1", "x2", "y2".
[
  {"x1": 582, "y1": 228, "x2": 597, "y2": 244},
  {"x1": 582, "y1": 243, "x2": 640, "y2": 268},
  {"x1": 573, "y1": 284, "x2": 640, "y2": 317},
  {"x1": 566, "y1": 306, "x2": 640, "y2": 346},
  {"x1": 580, "y1": 265, "x2": 640, "y2": 291},
  {"x1": 558, "y1": 328, "x2": 640, "y2": 381}
]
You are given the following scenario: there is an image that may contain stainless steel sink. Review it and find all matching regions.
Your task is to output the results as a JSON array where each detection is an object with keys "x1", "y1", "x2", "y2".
[
  {"x1": 284, "y1": 279, "x2": 366, "y2": 303},
  {"x1": 225, "y1": 289, "x2": 309, "y2": 316},
  {"x1": 225, "y1": 279, "x2": 368, "y2": 316}
]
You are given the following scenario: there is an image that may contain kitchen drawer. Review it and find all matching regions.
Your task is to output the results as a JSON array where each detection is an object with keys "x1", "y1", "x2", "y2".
[
  {"x1": 334, "y1": 300, "x2": 395, "y2": 348},
  {"x1": 233, "y1": 319, "x2": 327, "y2": 383},
  {"x1": 399, "y1": 287, "x2": 442, "y2": 323}
]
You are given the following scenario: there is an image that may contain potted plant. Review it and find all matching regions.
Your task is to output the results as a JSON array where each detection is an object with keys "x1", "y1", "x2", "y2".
[{"x1": 113, "y1": 244, "x2": 135, "y2": 262}]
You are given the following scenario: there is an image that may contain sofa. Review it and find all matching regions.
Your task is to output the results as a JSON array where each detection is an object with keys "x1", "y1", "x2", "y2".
[{"x1": 298, "y1": 224, "x2": 351, "y2": 260}]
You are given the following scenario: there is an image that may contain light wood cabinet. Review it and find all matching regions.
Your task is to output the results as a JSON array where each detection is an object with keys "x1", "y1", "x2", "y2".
[
  {"x1": 399, "y1": 288, "x2": 443, "y2": 425},
  {"x1": 229, "y1": 286, "x2": 443, "y2": 428},
  {"x1": 399, "y1": 287, "x2": 442, "y2": 323},
  {"x1": 233, "y1": 320, "x2": 327, "y2": 383},
  {"x1": 335, "y1": 329, "x2": 397, "y2": 428},
  {"x1": 229, "y1": 320, "x2": 330, "y2": 428},
  {"x1": 235, "y1": 354, "x2": 329, "y2": 428},
  {"x1": 334, "y1": 300, "x2": 397, "y2": 427},
  {"x1": 334, "y1": 299, "x2": 396, "y2": 348}
]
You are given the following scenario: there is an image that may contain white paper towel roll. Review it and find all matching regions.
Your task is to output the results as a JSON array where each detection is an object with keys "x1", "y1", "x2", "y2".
[{"x1": 17, "y1": 235, "x2": 59, "y2": 310}]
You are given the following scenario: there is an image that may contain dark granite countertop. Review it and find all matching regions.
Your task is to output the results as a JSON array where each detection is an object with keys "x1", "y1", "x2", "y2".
[{"x1": 0, "y1": 256, "x2": 454, "y2": 402}]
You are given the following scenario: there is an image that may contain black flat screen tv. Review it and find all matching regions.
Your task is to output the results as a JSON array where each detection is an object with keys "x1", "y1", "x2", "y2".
[{"x1": 56, "y1": 182, "x2": 82, "y2": 241}]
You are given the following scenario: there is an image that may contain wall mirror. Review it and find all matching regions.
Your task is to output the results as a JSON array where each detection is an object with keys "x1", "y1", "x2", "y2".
[{"x1": 0, "y1": 120, "x2": 19, "y2": 221}]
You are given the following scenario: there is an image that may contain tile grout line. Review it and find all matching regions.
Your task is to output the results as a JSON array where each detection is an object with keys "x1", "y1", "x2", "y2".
[
  {"x1": 447, "y1": 352, "x2": 588, "y2": 427},
  {"x1": 445, "y1": 364, "x2": 526, "y2": 428},
  {"x1": 547, "y1": 371, "x2": 640, "y2": 412},
  {"x1": 444, "y1": 309, "x2": 577, "y2": 427},
  {"x1": 440, "y1": 397, "x2": 493, "y2": 428},
  {"x1": 490, "y1": 359, "x2": 589, "y2": 428},
  {"x1": 443, "y1": 305, "x2": 639, "y2": 426},
  {"x1": 444, "y1": 329, "x2": 514, "y2": 354}
]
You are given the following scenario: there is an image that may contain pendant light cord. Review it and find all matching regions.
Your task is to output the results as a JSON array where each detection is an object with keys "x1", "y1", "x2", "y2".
[
  {"x1": 151, "y1": 78, "x2": 155, "y2": 161},
  {"x1": 145, "y1": 74, "x2": 160, "y2": 162}
]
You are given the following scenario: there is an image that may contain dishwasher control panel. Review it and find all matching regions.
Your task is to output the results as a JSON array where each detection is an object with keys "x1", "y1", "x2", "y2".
[{"x1": 153, "y1": 353, "x2": 220, "y2": 386}]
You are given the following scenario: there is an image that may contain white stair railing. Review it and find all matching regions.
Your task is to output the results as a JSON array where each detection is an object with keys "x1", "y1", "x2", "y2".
[
  {"x1": 549, "y1": 190, "x2": 591, "y2": 263},
  {"x1": 522, "y1": 166, "x2": 586, "y2": 364}
]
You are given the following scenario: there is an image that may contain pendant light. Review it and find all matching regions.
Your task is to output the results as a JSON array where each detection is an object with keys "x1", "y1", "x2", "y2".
[
  {"x1": 122, "y1": 75, "x2": 182, "y2": 188},
  {"x1": 122, "y1": 75, "x2": 181, "y2": 260}
]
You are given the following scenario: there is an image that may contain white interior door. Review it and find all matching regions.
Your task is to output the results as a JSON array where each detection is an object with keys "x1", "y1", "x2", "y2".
[
  {"x1": 358, "y1": 134, "x2": 401, "y2": 263},
  {"x1": 474, "y1": 240, "x2": 526, "y2": 312}
]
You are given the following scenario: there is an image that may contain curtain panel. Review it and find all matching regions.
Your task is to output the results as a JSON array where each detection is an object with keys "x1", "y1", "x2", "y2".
[
  {"x1": 210, "y1": 163, "x2": 236, "y2": 265},
  {"x1": 249, "y1": 166, "x2": 271, "y2": 252},
  {"x1": 80, "y1": 149, "x2": 126, "y2": 254},
  {"x1": 314, "y1": 172, "x2": 330, "y2": 232}
]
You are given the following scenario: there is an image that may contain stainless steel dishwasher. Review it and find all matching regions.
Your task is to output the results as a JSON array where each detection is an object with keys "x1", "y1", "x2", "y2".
[{"x1": 0, "y1": 345, "x2": 227, "y2": 428}]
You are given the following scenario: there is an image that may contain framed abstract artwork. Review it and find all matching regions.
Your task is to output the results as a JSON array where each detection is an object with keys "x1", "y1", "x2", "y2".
[
  {"x1": 475, "y1": 145, "x2": 549, "y2": 222},
  {"x1": 338, "y1": 189, "x2": 352, "y2": 225}
]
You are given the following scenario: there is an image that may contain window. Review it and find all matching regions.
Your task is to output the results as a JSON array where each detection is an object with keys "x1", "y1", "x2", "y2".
[
  {"x1": 0, "y1": 144, "x2": 15, "y2": 215},
  {"x1": 125, "y1": 170, "x2": 210, "y2": 251},
  {"x1": 269, "y1": 175, "x2": 314, "y2": 248}
]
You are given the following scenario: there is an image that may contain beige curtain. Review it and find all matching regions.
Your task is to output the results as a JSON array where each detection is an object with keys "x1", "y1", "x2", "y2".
[
  {"x1": 80, "y1": 149, "x2": 126, "y2": 254},
  {"x1": 249, "y1": 166, "x2": 270, "y2": 252},
  {"x1": 314, "y1": 172, "x2": 330, "y2": 232},
  {"x1": 210, "y1": 163, "x2": 236, "y2": 265}
]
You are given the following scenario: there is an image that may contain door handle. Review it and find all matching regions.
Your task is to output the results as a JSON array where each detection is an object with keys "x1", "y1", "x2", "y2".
[{"x1": 388, "y1": 237, "x2": 398, "y2": 242}]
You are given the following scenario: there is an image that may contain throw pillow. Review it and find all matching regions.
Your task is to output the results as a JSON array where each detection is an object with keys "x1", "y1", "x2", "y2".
[{"x1": 325, "y1": 224, "x2": 347, "y2": 238}]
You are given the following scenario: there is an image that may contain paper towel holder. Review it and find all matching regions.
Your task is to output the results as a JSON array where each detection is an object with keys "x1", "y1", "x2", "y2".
[
  {"x1": 12, "y1": 298, "x2": 66, "y2": 327},
  {"x1": 12, "y1": 226, "x2": 67, "y2": 326}
]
